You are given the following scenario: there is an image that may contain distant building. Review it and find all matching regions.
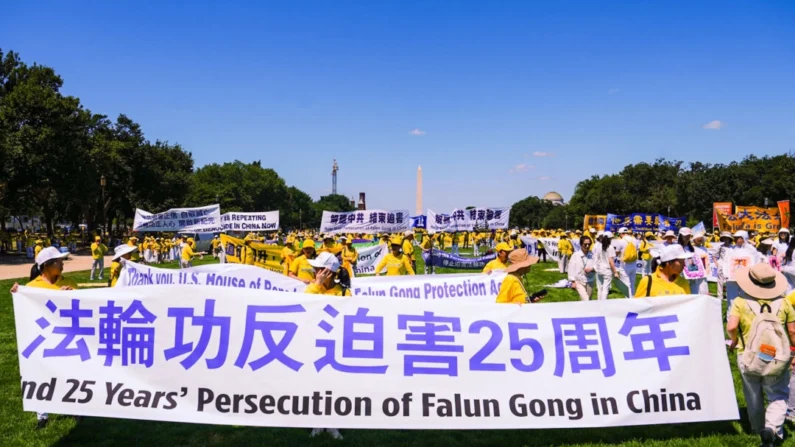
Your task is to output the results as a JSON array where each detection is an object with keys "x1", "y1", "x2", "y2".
[{"x1": 543, "y1": 191, "x2": 565, "y2": 206}]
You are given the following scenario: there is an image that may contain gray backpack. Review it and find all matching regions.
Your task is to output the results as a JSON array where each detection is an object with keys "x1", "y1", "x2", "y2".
[{"x1": 738, "y1": 299, "x2": 791, "y2": 377}]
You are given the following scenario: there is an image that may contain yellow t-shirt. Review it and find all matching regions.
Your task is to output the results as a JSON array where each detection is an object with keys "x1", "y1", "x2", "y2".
[
  {"x1": 402, "y1": 240, "x2": 414, "y2": 261},
  {"x1": 211, "y1": 239, "x2": 220, "y2": 250},
  {"x1": 34, "y1": 245, "x2": 43, "y2": 258},
  {"x1": 129, "y1": 242, "x2": 140, "y2": 261},
  {"x1": 420, "y1": 237, "x2": 432, "y2": 251},
  {"x1": 483, "y1": 258, "x2": 508, "y2": 273},
  {"x1": 634, "y1": 271, "x2": 691, "y2": 298},
  {"x1": 375, "y1": 253, "x2": 415, "y2": 276},
  {"x1": 319, "y1": 242, "x2": 342, "y2": 255},
  {"x1": 90, "y1": 242, "x2": 107, "y2": 260},
  {"x1": 290, "y1": 255, "x2": 316, "y2": 282},
  {"x1": 110, "y1": 261, "x2": 122, "y2": 287},
  {"x1": 244, "y1": 245, "x2": 255, "y2": 265},
  {"x1": 181, "y1": 244, "x2": 195, "y2": 263},
  {"x1": 27, "y1": 275, "x2": 78, "y2": 290},
  {"x1": 342, "y1": 246, "x2": 358, "y2": 266},
  {"x1": 559, "y1": 239, "x2": 573, "y2": 256},
  {"x1": 495, "y1": 274, "x2": 527, "y2": 304},
  {"x1": 730, "y1": 297, "x2": 795, "y2": 351},
  {"x1": 305, "y1": 283, "x2": 352, "y2": 296}
]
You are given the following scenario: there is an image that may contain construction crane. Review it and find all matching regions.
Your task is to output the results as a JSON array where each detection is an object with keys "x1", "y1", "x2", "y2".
[{"x1": 332, "y1": 159, "x2": 339, "y2": 194}]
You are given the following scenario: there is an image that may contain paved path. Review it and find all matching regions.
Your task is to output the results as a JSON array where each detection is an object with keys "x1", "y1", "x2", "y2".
[{"x1": 0, "y1": 253, "x2": 112, "y2": 280}]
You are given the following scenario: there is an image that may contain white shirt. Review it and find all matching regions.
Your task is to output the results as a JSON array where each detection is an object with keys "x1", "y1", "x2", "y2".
[
  {"x1": 593, "y1": 245, "x2": 617, "y2": 275},
  {"x1": 568, "y1": 250, "x2": 595, "y2": 285}
]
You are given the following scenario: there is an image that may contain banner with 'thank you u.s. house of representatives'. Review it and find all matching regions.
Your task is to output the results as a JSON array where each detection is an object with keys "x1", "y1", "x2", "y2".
[{"x1": 13, "y1": 285, "x2": 737, "y2": 429}]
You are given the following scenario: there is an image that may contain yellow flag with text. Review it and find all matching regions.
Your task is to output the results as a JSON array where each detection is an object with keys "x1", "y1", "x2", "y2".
[
  {"x1": 583, "y1": 215, "x2": 607, "y2": 232},
  {"x1": 716, "y1": 206, "x2": 781, "y2": 233}
]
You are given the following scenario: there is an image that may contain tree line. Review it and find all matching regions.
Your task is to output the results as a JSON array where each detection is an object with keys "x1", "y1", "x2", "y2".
[
  {"x1": 510, "y1": 155, "x2": 795, "y2": 231},
  {"x1": 0, "y1": 49, "x2": 355, "y2": 234}
]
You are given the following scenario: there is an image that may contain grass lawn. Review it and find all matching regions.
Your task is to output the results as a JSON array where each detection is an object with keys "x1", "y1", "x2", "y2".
[{"x1": 0, "y1": 249, "x2": 785, "y2": 446}]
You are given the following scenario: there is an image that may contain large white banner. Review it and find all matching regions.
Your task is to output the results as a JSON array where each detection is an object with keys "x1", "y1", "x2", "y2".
[
  {"x1": 320, "y1": 210, "x2": 411, "y2": 235},
  {"x1": 353, "y1": 244, "x2": 388, "y2": 276},
  {"x1": 117, "y1": 261, "x2": 503, "y2": 302},
  {"x1": 220, "y1": 211, "x2": 279, "y2": 232},
  {"x1": 427, "y1": 208, "x2": 510, "y2": 234},
  {"x1": 13, "y1": 288, "x2": 737, "y2": 428},
  {"x1": 133, "y1": 205, "x2": 222, "y2": 233}
]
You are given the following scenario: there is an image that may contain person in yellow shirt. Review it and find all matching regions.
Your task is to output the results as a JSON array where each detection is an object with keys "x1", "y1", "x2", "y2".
[
  {"x1": 89, "y1": 236, "x2": 108, "y2": 281},
  {"x1": 376, "y1": 237, "x2": 415, "y2": 276},
  {"x1": 639, "y1": 232, "x2": 655, "y2": 275},
  {"x1": 496, "y1": 249, "x2": 540, "y2": 304},
  {"x1": 319, "y1": 235, "x2": 342, "y2": 255},
  {"x1": 109, "y1": 244, "x2": 138, "y2": 287},
  {"x1": 181, "y1": 238, "x2": 203, "y2": 268},
  {"x1": 210, "y1": 235, "x2": 221, "y2": 260},
  {"x1": 128, "y1": 236, "x2": 140, "y2": 262},
  {"x1": 281, "y1": 246, "x2": 296, "y2": 276},
  {"x1": 290, "y1": 239, "x2": 318, "y2": 284},
  {"x1": 305, "y1": 252, "x2": 352, "y2": 297},
  {"x1": 634, "y1": 244, "x2": 691, "y2": 297},
  {"x1": 402, "y1": 231, "x2": 416, "y2": 272},
  {"x1": 33, "y1": 239, "x2": 44, "y2": 260},
  {"x1": 483, "y1": 242, "x2": 513, "y2": 273},
  {"x1": 558, "y1": 232, "x2": 573, "y2": 274},
  {"x1": 420, "y1": 232, "x2": 434, "y2": 273},
  {"x1": 153, "y1": 237, "x2": 162, "y2": 264},
  {"x1": 340, "y1": 237, "x2": 358, "y2": 277}
]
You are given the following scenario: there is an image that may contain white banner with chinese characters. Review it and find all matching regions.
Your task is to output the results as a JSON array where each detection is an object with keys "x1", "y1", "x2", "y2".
[
  {"x1": 220, "y1": 211, "x2": 279, "y2": 232},
  {"x1": 133, "y1": 205, "x2": 222, "y2": 233},
  {"x1": 426, "y1": 208, "x2": 510, "y2": 234},
  {"x1": 320, "y1": 210, "x2": 411, "y2": 235},
  {"x1": 13, "y1": 289, "x2": 737, "y2": 428}
]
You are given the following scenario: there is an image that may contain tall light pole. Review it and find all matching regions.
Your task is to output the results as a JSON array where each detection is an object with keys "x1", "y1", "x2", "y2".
[{"x1": 100, "y1": 175, "x2": 106, "y2": 235}]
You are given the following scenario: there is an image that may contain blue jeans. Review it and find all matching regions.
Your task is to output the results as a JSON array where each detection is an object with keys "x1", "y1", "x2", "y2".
[
  {"x1": 739, "y1": 358, "x2": 789, "y2": 438},
  {"x1": 90, "y1": 258, "x2": 104, "y2": 280}
]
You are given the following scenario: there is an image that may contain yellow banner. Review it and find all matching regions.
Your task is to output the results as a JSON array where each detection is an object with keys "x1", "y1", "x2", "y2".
[
  {"x1": 583, "y1": 215, "x2": 607, "y2": 232},
  {"x1": 716, "y1": 206, "x2": 781, "y2": 233},
  {"x1": 220, "y1": 234, "x2": 284, "y2": 273}
]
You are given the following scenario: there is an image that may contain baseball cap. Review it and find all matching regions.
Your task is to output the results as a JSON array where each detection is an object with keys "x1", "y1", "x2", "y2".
[
  {"x1": 733, "y1": 230, "x2": 749, "y2": 240},
  {"x1": 618, "y1": 227, "x2": 629, "y2": 234},
  {"x1": 302, "y1": 239, "x2": 316, "y2": 249},
  {"x1": 780, "y1": 228, "x2": 791, "y2": 234},
  {"x1": 308, "y1": 252, "x2": 340, "y2": 273},
  {"x1": 602, "y1": 231, "x2": 614, "y2": 238},
  {"x1": 404, "y1": 230, "x2": 413, "y2": 236},
  {"x1": 659, "y1": 244, "x2": 691, "y2": 263},
  {"x1": 36, "y1": 246, "x2": 69, "y2": 269},
  {"x1": 495, "y1": 242, "x2": 513, "y2": 252},
  {"x1": 679, "y1": 228, "x2": 692, "y2": 236},
  {"x1": 663, "y1": 230, "x2": 676, "y2": 238}
]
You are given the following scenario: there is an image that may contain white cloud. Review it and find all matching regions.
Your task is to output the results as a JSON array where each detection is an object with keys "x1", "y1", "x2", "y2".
[
  {"x1": 608, "y1": 88, "x2": 620, "y2": 94},
  {"x1": 538, "y1": 176, "x2": 551, "y2": 181},
  {"x1": 702, "y1": 120, "x2": 724, "y2": 130},
  {"x1": 532, "y1": 151, "x2": 554, "y2": 157},
  {"x1": 509, "y1": 163, "x2": 534, "y2": 174},
  {"x1": 409, "y1": 128, "x2": 426, "y2": 136}
]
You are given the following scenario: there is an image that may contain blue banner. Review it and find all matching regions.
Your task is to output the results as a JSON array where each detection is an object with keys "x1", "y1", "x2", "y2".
[
  {"x1": 411, "y1": 215, "x2": 427, "y2": 229},
  {"x1": 605, "y1": 213, "x2": 686, "y2": 233},
  {"x1": 421, "y1": 249, "x2": 496, "y2": 270}
]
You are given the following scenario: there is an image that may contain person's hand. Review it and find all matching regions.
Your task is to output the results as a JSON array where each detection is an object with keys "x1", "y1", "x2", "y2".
[
  {"x1": 375, "y1": 273, "x2": 381, "y2": 276},
  {"x1": 314, "y1": 269, "x2": 333, "y2": 285},
  {"x1": 60, "y1": 286, "x2": 73, "y2": 291},
  {"x1": 613, "y1": 271, "x2": 620, "y2": 278},
  {"x1": 10, "y1": 283, "x2": 19, "y2": 293},
  {"x1": 584, "y1": 267, "x2": 593, "y2": 273},
  {"x1": 570, "y1": 283, "x2": 577, "y2": 289},
  {"x1": 728, "y1": 339, "x2": 738, "y2": 351}
]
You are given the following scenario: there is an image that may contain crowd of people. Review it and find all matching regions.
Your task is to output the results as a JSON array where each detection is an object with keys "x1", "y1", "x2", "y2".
[{"x1": 9, "y1": 222, "x2": 795, "y2": 445}]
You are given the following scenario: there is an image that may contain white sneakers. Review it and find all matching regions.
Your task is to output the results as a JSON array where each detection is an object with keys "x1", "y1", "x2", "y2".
[{"x1": 310, "y1": 428, "x2": 343, "y2": 440}]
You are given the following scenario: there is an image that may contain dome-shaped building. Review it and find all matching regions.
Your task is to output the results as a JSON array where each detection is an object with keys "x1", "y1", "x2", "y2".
[{"x1": 543, "y1": 191, "x2": 565, "y2": 206}]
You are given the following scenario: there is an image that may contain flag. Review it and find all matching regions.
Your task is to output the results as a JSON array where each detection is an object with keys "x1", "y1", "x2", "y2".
[{"x1": 779, "y1": 200, "x2": 790, "y2": 229}]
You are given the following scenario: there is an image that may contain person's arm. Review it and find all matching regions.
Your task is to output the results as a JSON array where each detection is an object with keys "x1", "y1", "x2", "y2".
[
  {"x1": 288, "y1": 258, "x2": 300, "y2": 279},
  {"x1": 404, "y1": 256, "x2": 415, "y2": 275},
  {"x1": 375, "y1": 257, "x2": 387, "y2": 276},
  {"x1": 726, "y1": 315, "x2": 740, "y2": 350},
  {"x1": 608, "y1": 249, "x2": 618, "y2": 277},
  {"x1": 567, "y1": 254, "x2": 581, "y2": 284}
]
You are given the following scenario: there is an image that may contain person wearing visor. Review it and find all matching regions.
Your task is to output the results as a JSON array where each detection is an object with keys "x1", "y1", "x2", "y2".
[
  {"x1": 109, "y1": 244, "x2": 138, "y2": 287},
  {"x1": 495, "y1": 249, "x2": 540, "y2": 304},
  {"x1": 483, "y1": 242, "x2": 512, "y2": 273},
  {"x1": 773, "y1": 228, "x2": 790, "y2": 259},
  {"x1": 10, "y1": 246, "x2": 79, "y2": 429},
  {"x1": 635, "y1": 244, "x2": 691, "y2": 297},
  {"x1": 290, "y1": 239, "x2": 318, "y2": 284},
  {"x1": 375, "y1": 236, "x2": 415, "y2": 276}
]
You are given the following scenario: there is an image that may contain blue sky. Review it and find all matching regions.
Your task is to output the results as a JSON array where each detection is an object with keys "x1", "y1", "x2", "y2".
[{"x1": 3, "y1": 1, "x2": 794, "y2": 213}]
